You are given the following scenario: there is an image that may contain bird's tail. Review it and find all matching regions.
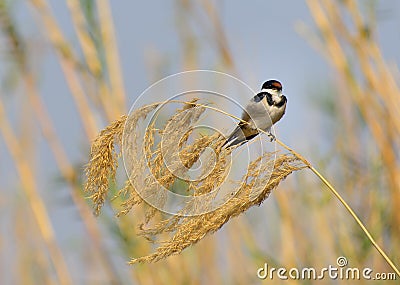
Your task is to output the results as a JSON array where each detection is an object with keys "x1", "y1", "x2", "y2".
[{"x1": 222, "y1": 126, "x2": 258, "y2": 148}]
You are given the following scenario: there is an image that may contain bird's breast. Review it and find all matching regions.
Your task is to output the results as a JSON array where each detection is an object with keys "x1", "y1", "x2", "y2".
[
  {"x1": 245, "y1": 97, "x2": 286, "y2": 130},
  {"x1": 269, "y1": 104, "x2": 286, "y2": 124}
]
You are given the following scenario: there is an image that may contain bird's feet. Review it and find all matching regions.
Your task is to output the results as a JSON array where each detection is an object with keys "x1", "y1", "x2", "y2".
[{"x1": 267, "y1": 132, "x2": 276, "y2": 142}]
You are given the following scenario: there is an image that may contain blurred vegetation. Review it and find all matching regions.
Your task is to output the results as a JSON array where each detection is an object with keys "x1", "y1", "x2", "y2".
[{"x1": 0, "y1": 0, "x2": 399, "y2": 284}]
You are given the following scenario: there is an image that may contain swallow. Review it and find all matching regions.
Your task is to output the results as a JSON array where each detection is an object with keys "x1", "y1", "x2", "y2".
[{"x1": 223, "y1": 80, "x2": 287, "y2": 148}]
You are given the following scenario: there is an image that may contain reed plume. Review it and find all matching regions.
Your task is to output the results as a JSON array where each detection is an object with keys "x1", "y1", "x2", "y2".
[{"x1": 84, "y1": 100, "x2": 306, "y2": 263}]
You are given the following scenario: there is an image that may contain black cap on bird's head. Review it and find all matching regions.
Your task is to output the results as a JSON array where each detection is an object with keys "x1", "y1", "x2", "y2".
[{"x1": 262, "y1": 80, "x2": 282, "y2": 91}]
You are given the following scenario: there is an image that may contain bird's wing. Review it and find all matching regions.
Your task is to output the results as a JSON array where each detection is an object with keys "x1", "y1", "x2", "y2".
[{"x1": 223, "y1": 122, "x2": 259, "y2": 148}]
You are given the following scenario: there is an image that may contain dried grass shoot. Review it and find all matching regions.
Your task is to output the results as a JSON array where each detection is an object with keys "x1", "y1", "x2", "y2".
[{"x1": 84, "y1": 100, "x2": 307, "y2": 264}]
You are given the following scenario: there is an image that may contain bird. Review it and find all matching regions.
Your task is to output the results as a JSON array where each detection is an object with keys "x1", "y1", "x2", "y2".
[{"x1": 222, "y1": 79, "x2": 287, "y2": 148}]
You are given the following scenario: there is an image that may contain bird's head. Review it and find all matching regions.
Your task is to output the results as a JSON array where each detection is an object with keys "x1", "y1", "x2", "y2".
[{"x1": 261, "y1": 80, "x2": 283, "y2": 96}]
